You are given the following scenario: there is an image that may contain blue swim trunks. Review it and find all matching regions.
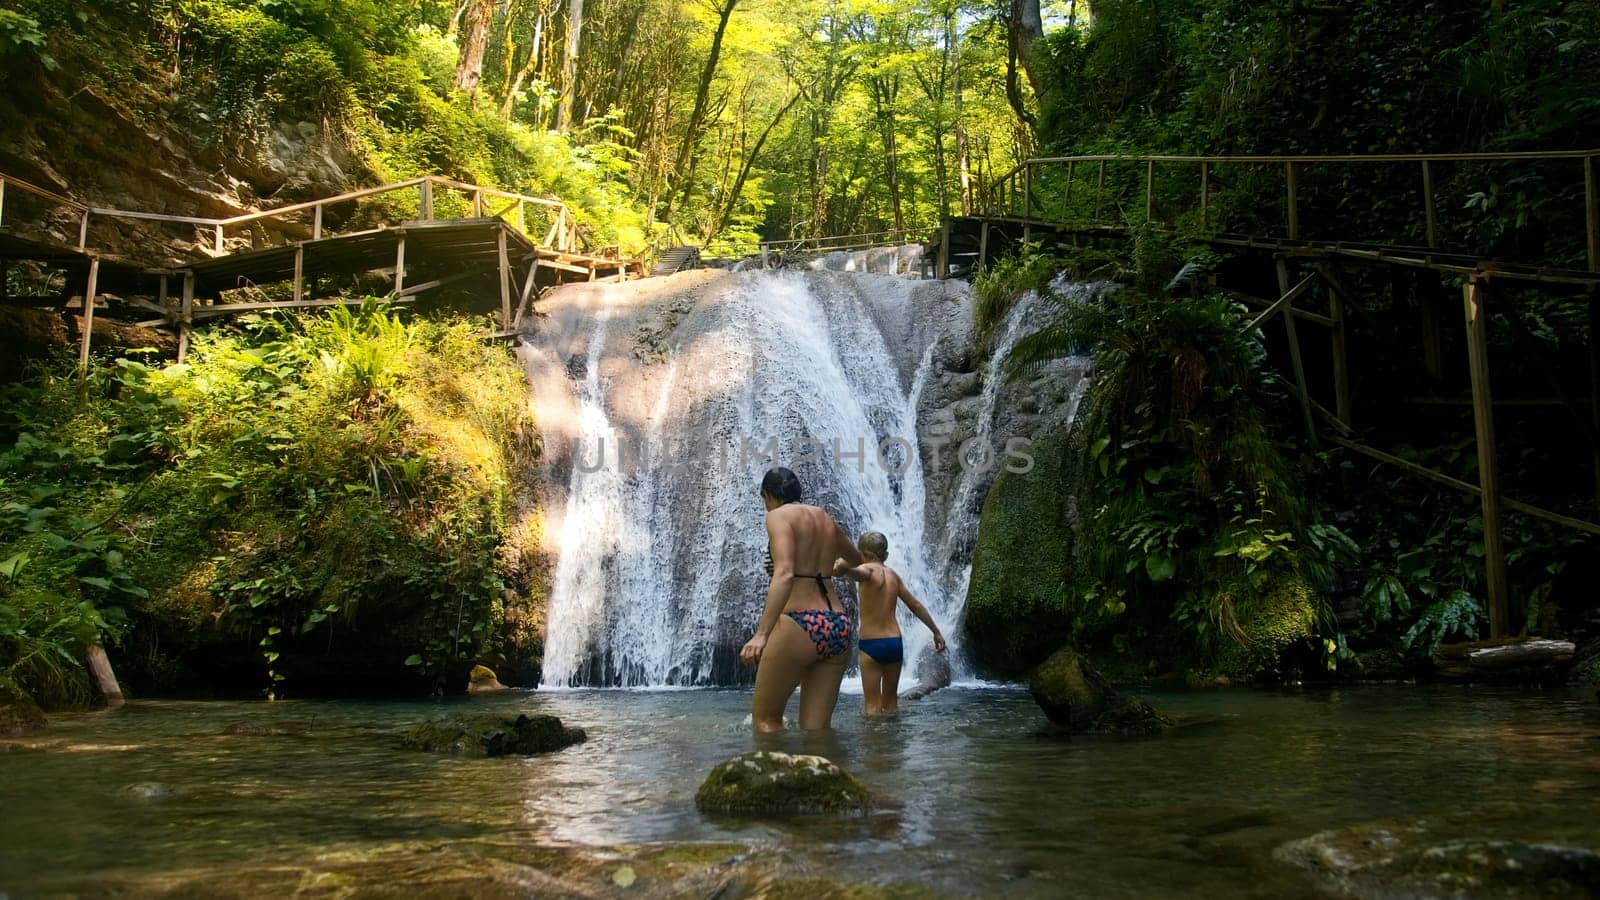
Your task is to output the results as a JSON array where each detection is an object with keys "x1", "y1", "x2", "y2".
[{"x1": 858, "y1": 636, "x2": 903, "y2": 666}]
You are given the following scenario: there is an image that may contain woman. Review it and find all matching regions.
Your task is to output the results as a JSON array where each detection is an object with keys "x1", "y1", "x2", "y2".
[{"x1": 741, "y1": 467, "x2": 863, "y2": 733}]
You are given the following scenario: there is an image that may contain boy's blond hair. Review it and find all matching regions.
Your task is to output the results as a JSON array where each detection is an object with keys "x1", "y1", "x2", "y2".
[{"x1": 858, "y1": 531, "x2": 889, "y2": 561}]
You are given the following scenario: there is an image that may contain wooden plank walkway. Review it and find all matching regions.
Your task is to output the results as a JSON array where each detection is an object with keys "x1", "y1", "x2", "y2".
[{"x1": 0, "y1": 172, "x2": 649, "y2": 364}]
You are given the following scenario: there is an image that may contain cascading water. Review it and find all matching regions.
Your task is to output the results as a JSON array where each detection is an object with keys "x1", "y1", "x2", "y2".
[{"x1": 523, "y1": 260, "x2": 1091, "y2": 688}]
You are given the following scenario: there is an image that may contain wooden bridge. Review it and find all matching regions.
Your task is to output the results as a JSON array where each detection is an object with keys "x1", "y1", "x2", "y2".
[
  {"x1": 0, "y1": 172, "x2": 646, "y2": 363},
  {"x1": 952, "y1": 148, "x2": 1600, "y2": 641}
]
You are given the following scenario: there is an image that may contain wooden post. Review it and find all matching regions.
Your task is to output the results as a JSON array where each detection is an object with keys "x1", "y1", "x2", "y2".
[
  {"x1": 78, "y1": 210, "x2": 91, "y2": 250},
  {"x1": 1023, "y1": 163, "x2": 1032, "y2": 217},
  {"x1": 177, "y1": 272, "x2": 194, "y2": 363},
  {"x1": 497, "y1": 228, "x2": 512, "y2": 328},
  {"x1": 1276, "y1": 258, "x2": 1317, "y2": 445},
  {"x1": 978, "y1": 220, "x2": 990, "y2": 270},
  {"x1": 312, "y1": 203, "x2": 324, "y2": 240},
  {"x1": 1145, "y1": 159, "x2": 1155, "y2": 221},
  {"x1": 938, "y1": 220, "x2": 950, "y2": 278},
  {"x1": 1585, "y1": 155, "x2": 1599, "y2": 271},
  {"x1": 1463, "y1": 277, "x2": 1509, "y2": 638},
  {"x1": 77, "y1": 257, "x2": 100, "y2": 373},
  {"x1": 394, "y1": 234, "x2": 406, "y2": 294},
  {"x1": 292, "y1": 244, "x2": 305, "y2": 303},
  {"x1": 1285, "y1": 161, "x2": 1299, "y2": 240},
  {"x1": 1422, "y1": 160, "x2": 1440, "y2": 249},
  {"x1": 85, "y1": 645, "x2": 124, "y2": 706},
  {"x1": 157, "y1": 274, "x2": 168, "y2": 316},
  {"x1": 214, "y1": 224, "x2": 224, "y2": 254},
  {"x1": 1326, "y1": 267, "x2": 1352, "y2": 426},
  {"x1": 0, "y1": 177, "x2": 6, "y2": 228},
  {"x1": 472, "y1": 190, "x2": 484, "y2": 217},
  {"x1": 1199, "y1": 162, "x2": 1209, "y2": 229},
  {"x1": 1097, "y1": 160, "x2": 1106, "y2": 225},
  {"x1": 420, "y1": 179, "x2": 434, "y2": 220},
  {"x1": 1065, "y1": 160, "x2": 1075, "y2": 206}
]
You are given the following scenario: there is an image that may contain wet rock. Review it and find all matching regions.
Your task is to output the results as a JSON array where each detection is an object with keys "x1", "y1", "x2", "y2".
[
  {"x1": 1028, "y1": 648, "x2": 1172, "y2": 735},
  {"x1": 0, "y1": 682, "x2": 47, "y2": 736},
  {"x1": 122, "y1": 782, "x2": 182, "y2": 800},
  {"x1": 900, "y1": 647, "x2": 952, "y2": 701},
  {"x1": 946, "y1": 371, "x2": 981, "y2": 396},
  {"x1": 468, "y1": 665, "x2": 509, "y2": 694},
  {"x1": 400, "y1": 714, "x2": 585, "y2": 757},
  {"x1": 1277, "y1": 820, "x2": 1600, "y2": 898},
  {"x1": 222, "y1": 720, "x2": 309, "y2": 737},
  {"x1": 695, "y1": 751, "x2": 870, "y2": 816}
]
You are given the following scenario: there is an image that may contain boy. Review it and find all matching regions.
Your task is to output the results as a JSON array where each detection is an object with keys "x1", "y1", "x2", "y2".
[{"x1": 833, "y1": 532, "x2": 946, "y2": 716}]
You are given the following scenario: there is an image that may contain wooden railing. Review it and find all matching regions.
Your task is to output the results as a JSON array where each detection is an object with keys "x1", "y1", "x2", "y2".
[
  {"x1": 759, "y1": 227, "x2": 934, "y2": 256},
  {"x1": 0, "y1": 173, "x2": 583, "y2": 257},
  {"x1": 977, "y1": 149, "x2": 1600, "y2": 271}
]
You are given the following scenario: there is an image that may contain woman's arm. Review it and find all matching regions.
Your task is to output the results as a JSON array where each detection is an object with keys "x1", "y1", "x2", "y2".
[
  {"x1": 833, "y1": 519, "x2": 864, "y2": 567},
  {"x1": 741, "y1": 512, "x2": 795, "y2": 665},
  {"x1": 898, "y1": 583, "x2": 947, "y2": 652},
  {"x1": 832, "y1": 558, "x2": 873, "y2": 582}
]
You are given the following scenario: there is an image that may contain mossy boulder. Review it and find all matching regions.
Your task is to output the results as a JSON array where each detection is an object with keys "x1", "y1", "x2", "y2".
[
  {"x1": 0, "y1": 682, "x2": 47, "y2": 736},
  {"x1": 467, "y1": 664, "x2": 509, "y2": 693},
  {"x1": 965, "y1": 432, "x2": 1079, "y2": 676},
  {"x1": 400, "y1": 713, "x2": 584, "y2": 756},
  {"x1": 695, "y1": 752, "x2": 870, "y2": 816},
  {"x1": 1213, "y1": 572, "x2": 1322, "y2": 682},
  {"x1": 1028, "y1": 647, "x2": 1111, "y2": 727},
  {"x1": 1028, "y1": 647, "x2": 1172, "y2": 735}
]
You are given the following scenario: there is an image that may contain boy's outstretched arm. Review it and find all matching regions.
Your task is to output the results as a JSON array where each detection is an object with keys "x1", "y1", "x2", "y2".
[
  {"x1": 898, "y1": 584, "x2": 947, "y2": 652},
  {"x1": 832, "y1": 558, "x2": 872, "y2": 582}
]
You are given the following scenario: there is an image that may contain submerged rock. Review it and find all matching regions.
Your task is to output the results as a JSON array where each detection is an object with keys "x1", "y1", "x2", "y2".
[
  {"x1": 1028, "y1": 648, "x2": 1172, "y2": 735},
  {"x1": 900, "y1": 647, "x2": 952, "y2": 701},
  {"x1": 400, "y1": 714, "x2": 585, "y2": 757},
  {"x1": 1278, "y1": 820, "x2": 1600, "y2": 897},
  {"x1": 695, "y1": 751, "x2": 870, "y2": 816},
  {"x1": 468, "y1": 665, "x2": 509, "y2": 694},
  {"x1": 0, "y1": 683, "x2": 46, "y2": 736}
]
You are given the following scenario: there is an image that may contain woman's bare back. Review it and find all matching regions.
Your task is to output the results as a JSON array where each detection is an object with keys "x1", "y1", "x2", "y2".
[{"x1": 767, "y1": 503, "x2": 853, "y2": 611}]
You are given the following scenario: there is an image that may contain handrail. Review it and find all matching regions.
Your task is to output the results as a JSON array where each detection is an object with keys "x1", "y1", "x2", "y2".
[
  {"x1": 972, "y1": 148, "x2": 1600, "y2": 271},
  {"x1": 0, "y1": 170, "x2": 587, "y2": 257}
]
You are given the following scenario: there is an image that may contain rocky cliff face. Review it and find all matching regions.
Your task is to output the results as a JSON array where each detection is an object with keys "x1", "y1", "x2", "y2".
[{"x1": 0, "y1": 19, "x2": 361, "y2": 265}]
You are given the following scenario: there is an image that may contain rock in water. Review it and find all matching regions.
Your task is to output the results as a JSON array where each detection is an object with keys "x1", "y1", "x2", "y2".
[
  {"x1": 900, "y1": 647, "x2": 952, "y2": 701},
  {"x1": 0, "y1": 682, "x2": 46, "y2": 736},
  {"x1": 1028, "y1": 647, "x2": 1172, "y2": 735},
  {"x1": 400, "y1": 714, "x2": 585, "y2": 756},
  {"x1": 468, "y1": 664, "x2": 509, "y2": 693},
  {"x1": 1029, "y1": 647, "x2": 1112, "y2": 726},
  {"x1": 695, "y1": 752, "x2": 870, "y2": 816}
]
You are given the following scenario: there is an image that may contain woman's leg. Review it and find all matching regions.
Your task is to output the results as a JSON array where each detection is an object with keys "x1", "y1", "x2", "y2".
[
  {"x1": 879, "y1": 662, "x2": 903, "y2": 715},
  {"x1": 751, "y1": 615, "x2": 815, "y2": 733},
  {"x1": 797, "y1": 650, "x2": 848, "y2": 730},
  {"x1": 859, "y1": 653, "x2": 884, "y2": 716}
]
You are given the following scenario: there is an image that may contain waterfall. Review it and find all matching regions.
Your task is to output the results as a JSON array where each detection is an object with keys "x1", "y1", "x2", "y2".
[{"x1": 525, "y1": 263, "x2": 1084, "y2": 688}]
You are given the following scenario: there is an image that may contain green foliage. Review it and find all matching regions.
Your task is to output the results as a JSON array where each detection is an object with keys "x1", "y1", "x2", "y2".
[
  {"x1": 998, "y1": 236, "x2": 1344, "y2": 676},
  {"x1": 0, "y1": 8, "x2": 53, "y2": 69},
  {"x1": 0, "y1": 304, "x2": 538, "y2": 705},
  {"x1": 971, "y1": 243, "x2": 1062, "y2": 340}
]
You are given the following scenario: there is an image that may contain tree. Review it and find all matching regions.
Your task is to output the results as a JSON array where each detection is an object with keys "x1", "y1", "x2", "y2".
[{"x1": 452, "y1": 0, "x2": 496, "y2": 94}]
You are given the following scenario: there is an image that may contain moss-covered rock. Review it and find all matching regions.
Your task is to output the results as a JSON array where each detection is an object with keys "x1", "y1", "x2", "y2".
[
  {"x1": 468, "y1": 665, "x2": 509, "y2": 693},
  {"x1": 1213, "y1": 572, "x2": 1322, "y2": 682},
  {"x1": 0, "y1": 681, "x2": 47, "y2": 735},
  {"x1": 400, "y1": 714, "x2": 584, "y2": 757},
  {"x1": 1028, "y1": 647, "x2": 1111, "y2": 727},
  {"x1": 965, "y1": 432, "x2": 1080, "y2": 676},
  {"x1": 695, "y1": 752, "x2": 870, "y2": 816},
  {"x1": 1028, "y1": 647, "x2": 1172, "y2": 735}
]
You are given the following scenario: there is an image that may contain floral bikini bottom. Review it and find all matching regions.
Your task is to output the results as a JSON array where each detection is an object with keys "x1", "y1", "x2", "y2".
[{"x1": 786, "y1": 609, "x2": 853, "y2": 659}]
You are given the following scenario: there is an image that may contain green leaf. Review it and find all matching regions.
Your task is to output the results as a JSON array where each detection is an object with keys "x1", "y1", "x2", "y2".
[
  {"x1": 1145, "y1": 553, "x2": 1177, "y2": 582},
  {"x1": 0, "y1": 552, "x2": 28, "y2": 579},
  {"x1": 403, "y1": 654, "x2": 423, "y2": 667}
]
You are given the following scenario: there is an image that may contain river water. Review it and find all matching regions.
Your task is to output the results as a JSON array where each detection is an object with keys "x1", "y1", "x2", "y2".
[{"x1": 3, "y1": 685, "x2": 1597, "y2": 897}]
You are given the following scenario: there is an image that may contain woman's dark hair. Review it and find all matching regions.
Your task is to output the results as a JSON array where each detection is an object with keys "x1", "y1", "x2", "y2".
[{"x1": 760, "y1": 467, "x2": 804, "y2": 504}]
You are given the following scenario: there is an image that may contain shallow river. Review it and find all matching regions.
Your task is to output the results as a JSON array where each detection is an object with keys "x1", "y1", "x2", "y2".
[{"x1": 3, "y1": 685, "x2": 1598, "y2": 897}]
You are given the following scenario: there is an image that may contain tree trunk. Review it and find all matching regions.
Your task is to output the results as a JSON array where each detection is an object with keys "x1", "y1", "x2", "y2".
[
  {"x1": 708, "y1": 88, "x2": 802, "y2": 239},
  {"x1": 668, "y1": 0, "x2": 740, "y2": 219},
  {"x1": 954, "y1": 17, "x2": 971, "y2": 215},
  {"x1": 452, "y1": 0, "x2": 496, "y2": 95},
  {"x1": 1005, "y1": 0, "x2": 1039, "y2": 128},
  {"x1": 872, "y1": 78, "x2": 904, "y2": 232},
  {"x1": 501, "y1": 11, "x2": 547, "y2": 119},
  {"x1": 557, "y1": 0, "x2": 585, "y2": 130}
]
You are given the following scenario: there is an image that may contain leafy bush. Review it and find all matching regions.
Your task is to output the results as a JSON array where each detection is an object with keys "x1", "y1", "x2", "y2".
[{"x1": 0, "y1": 304, "x2": 542, "y2": 705}]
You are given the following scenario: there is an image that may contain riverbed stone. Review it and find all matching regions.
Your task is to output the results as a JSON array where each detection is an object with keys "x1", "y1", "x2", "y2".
[
  {"x1": 0, "y1": 682, "x2": 46, "y2": 736},
  {"x1": 468, "y1": 664, "x2": 509, "y2": 693},
  {"x1": 695, "y1": 751, "x2": 870, "y2": 816},
  {"x1": 1277, "y1": 819, "x2": 1600, "y2": 897},
  {"x1": 1029, "y1": 647, "x2": 1111, "y2": 726},
  {"x1": 400, "y1": 714, "x2": 585, "y2": 757}
]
